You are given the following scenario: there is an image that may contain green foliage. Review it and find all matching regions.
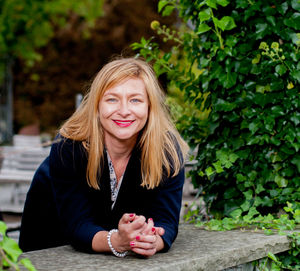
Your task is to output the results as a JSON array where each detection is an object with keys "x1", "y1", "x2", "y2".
[
  {"x1": 0, "y1": 0, "x2": 104, "y2": 81},
  {"x1": 0, "y1": 221, "x2": 36, "y2": 271},
  {"x1": 132, "y1": 0, "x2": 300, "y2": 218}
]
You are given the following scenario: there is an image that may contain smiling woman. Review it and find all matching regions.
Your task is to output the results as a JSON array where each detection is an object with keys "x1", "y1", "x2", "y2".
[
  {"x1": 19, "y1": 57, "x2": 189, "y2": 258},
  {"x1": 99, "y1": 77, "x2": 149, "y2": 144}
]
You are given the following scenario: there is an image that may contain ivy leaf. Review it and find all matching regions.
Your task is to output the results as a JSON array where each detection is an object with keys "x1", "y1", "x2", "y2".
[
  {"x1": 236, "y1": 173, "x2": 246, "y2": 182},
  {"x1": 219, "y1": 72, "x2": 237, "y2": 89},
  {"x1": 294, "y1": 209, "x2": 300, "y2": 223},
  {"x1": 229, "y1": 153, "x2": 239, "y2": 163},
  {"x1": 255, "y1": 184, "x2": 265, "y2": 194},
  {"x1": 291, "y1": 155, "x2": 300, "y2": 173},
  {"x1": 275, "y1": 175, "x2": 288, "y2": 188},
  {"x1": 206, "y1": 0, "x2": 217, "y2": 9},
  {"x1": 275, "y1": 64, "x2": 287, "y2": 76},
  {"x1": 162, "y1": 5, "x2": 175, "y2": 16},
  {"x1": 2, "y1": 236, "x2": 23, "y2": 262},
  {"x1": 241, "y1": 200, "x2": 250, "y2": 211},
  {"x1": 243, "y1": 190, "x2": 253, "y2": 201},
  {"x1": 229, "y1": 208, "x2": 242, "y2": 219},
  {"x1": 158, "y1": 0, "x2": 169, "y2": 12},
  {"x1": 252, "y1": 54, "x2": 261, "y2": 64},
  {"x1": 198, "y1": 23, "x2": 211, "y2": 34},
  {"x1": 255, "y1": 23, "x2": 268, "y2": 39},
  {"x1": 291, "y1": 70, "x2": 300, "y2": 83},
  {"x1": 268, "y1": 252, "x2": 279, "y2": 262},
  {"x1": 291, "y1": 0, "x2": 300, "y2": 10},
  {"x1": 283, "y1": 13, "x2": 300, "y2": 30},
  {"x1": 243, "y1": 207, "x2": 259, "y2": 222},
  {"x1": 271, "y1": 105, "x2": 285, "y2": 116},
  {"x1": 199, "y1": 9, "x2": 211, "y2": 23},
  {"x1": 213, "y1": 160, "x2": 224, "y2": 173},
  {"x1": 0, "y1": 221, "x2": 7, "y2": 235},
  {"x1": 287, "y1": 82, "x2": 294, "y2": 89},
  {"x1": 249, "y1": 121, "x2": 260, "y2": 134},
  {"x1": 215, "y1": 98, "x2": 237, "y2": 111},
  {"x1": 217, "y1": 16, "x2": 236, "y2": 31},
  {"x1": 216, "y1": 0, "x2": 230, "y2": 7},
  {"x1": 278, "y1": 2, "x2": 288, "y2": 15},
  {"x1": 205, "y1": 166, "x2": 215, "y2": 177}
]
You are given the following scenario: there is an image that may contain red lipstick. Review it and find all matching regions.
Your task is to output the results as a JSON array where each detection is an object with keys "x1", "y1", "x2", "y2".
[{"x1": 113, "y1": 120, "x2": 135, "y2": 127}]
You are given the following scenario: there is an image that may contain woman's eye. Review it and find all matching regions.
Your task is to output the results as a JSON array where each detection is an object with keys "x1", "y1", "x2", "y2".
[
  {"x1": 131, "y1": 98, "x2": 141, "y2": 103},
  {"x1": 107, "y1": 98, "x2": 117, "y2": 102}
]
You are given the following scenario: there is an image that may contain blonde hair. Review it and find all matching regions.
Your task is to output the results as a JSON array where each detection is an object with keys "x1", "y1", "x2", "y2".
[{"x1": 60, "y1": 57, "x2": 189, "y2": 189}]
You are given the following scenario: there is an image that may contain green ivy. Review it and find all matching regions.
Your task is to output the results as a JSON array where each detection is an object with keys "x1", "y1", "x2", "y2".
[{"x1": 0, "y1": 221, "x2": 36, "y2": 271}]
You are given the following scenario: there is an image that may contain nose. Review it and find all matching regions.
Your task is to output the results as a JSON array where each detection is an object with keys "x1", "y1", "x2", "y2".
[{"x1": 118, "y1": 100, "x2": 130, "y2": 117}]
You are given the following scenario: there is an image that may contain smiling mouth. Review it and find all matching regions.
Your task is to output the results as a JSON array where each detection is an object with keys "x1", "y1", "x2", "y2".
[{"x1": 113, "y1": 120, "x2": 135, "y2": 127}]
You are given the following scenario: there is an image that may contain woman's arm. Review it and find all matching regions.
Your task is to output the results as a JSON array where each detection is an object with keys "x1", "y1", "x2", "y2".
[
  {"x1": 145, "y1": 168, "x2": 185, "y2": 252},
  {"x1": 49, "y1": 136, "x2": 104, "y2": 251},
  {"x1": 128, "y1": 167, "x2": 185, "y2": 255}
]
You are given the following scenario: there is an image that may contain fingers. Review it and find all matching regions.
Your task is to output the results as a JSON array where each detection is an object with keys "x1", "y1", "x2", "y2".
[
  {"x1": 119, "y1": 213, "x2": 136, "y2": 225},
  {"x1": 154, "y1": 227, "x2": 165, "y2": 236},
  {"x1": 141, "y1": 218, "x2": 155, "y2": 235},
  {"x1": 130, "y1": 234, "x2": 157, "y2": 257},
  {"x1": 130, "y1": 215, "x2": 146, "y2": 231},
  {"x1": 117, "y1": 214, "x2": 165, "y2": 256}
]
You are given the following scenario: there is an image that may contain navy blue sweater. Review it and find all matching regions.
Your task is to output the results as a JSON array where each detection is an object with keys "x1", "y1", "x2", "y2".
[{"x1": 19, "y1": 136, "x2": 184, "y2": 253}]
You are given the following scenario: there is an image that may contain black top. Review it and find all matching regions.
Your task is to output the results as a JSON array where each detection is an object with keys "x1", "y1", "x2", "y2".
[{"x1": 19, "y1": 135, "x2": 185, "y2": 252}]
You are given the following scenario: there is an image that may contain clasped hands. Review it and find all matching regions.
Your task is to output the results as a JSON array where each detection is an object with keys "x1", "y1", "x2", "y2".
[{"x1": 112, "y1": 213, "x2": 165, "y2": 257}]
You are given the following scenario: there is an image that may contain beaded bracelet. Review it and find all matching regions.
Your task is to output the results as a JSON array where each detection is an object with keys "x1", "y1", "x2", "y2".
[{"x1": 107, "y1": 229, "x2": 128, "y2": 258}]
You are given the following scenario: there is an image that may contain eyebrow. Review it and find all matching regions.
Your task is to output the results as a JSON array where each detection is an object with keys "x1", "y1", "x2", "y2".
[{"x1": 103, "y1": 92, "x2": 146, "y2": 98}]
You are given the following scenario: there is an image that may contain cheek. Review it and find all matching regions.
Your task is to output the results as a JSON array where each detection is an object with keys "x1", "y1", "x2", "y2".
[
  {"x1": 99, "y1": 103, "x2": 115, "y2": 119},
  {"x1": 136, "y1": 105, "x2": 149, "y2": 121}
]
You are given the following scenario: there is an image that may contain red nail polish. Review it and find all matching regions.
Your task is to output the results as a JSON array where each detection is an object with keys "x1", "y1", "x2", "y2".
[
  {"x1": 130, "y1": 242, "x2": 135, "y2": 246},
  {"x1": 136, "y1": 236, "x2": 140, "y2": 240},
  {"x1": 152, "y1": 227, "x2": 155, "y2": 232},
  {"x1": 148, "y1": 218, "x2": 153, "y2": 221},
  {"x1": 129, "y1": 214, "x2": 134, "y2": 217}
]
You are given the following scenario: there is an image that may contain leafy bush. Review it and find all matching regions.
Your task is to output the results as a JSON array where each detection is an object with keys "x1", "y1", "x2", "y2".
[{"x1": 132, "y1": 0, "x2": 300, "y2": 218}]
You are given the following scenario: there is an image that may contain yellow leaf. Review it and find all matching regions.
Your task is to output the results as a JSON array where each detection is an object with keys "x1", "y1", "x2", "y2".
[{"x1": 287, "y1": 82, "x2": 294, "y2": 89}]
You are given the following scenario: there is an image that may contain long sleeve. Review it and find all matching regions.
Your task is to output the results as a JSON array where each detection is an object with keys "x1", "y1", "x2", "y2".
[
  {"x1": 145, "y1": 168, "x2": 185, "y2": 252},
  {"x1": 49, "y1": 136, "x2": 104, "y2": 252}
]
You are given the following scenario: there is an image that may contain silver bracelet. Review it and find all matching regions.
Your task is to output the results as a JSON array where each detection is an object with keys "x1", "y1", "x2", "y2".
[{"x1": 107, "y1": 229, "x2": 128, "y2": 258}]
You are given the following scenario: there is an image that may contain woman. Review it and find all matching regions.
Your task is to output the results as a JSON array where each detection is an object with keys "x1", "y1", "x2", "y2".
[{"x1": 19, "y1": 57, "x2": 189, "y2": 257}]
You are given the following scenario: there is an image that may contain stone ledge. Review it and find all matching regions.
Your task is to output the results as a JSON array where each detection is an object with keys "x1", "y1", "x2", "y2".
[{"x1": 21, "y1": 224, "x2": 292, "y2": 271}]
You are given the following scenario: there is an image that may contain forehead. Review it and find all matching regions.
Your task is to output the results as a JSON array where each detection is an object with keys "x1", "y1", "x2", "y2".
[{"x1": 103, "y1": 77, "x2": 147, "y2": 96}]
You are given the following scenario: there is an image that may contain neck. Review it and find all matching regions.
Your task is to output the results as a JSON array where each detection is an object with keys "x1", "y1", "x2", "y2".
[{"x1": 104, "y1": 136, "x2": 137, "y2": 161}]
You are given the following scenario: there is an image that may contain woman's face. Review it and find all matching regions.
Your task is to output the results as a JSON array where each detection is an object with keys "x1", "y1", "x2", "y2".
[{"x1": 98, "y1": 77, "x2": 149, "y2": 145}]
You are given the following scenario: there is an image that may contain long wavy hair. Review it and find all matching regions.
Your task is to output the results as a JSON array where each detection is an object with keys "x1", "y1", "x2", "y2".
[{"x1": 60, "y1": 57, "x2": 189, "y2": 189}]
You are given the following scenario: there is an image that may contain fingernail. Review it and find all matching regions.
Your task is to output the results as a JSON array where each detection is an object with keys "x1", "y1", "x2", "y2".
[
  {"x1": 152, "y1": 227, "x2": 155, "y2": 232},
  {"x1": 129, "y1": 213, "x2": 134, "y2": 217},
  {"x1": 130, "y1": 242, "x2": 135, "y2": 246},
  {"x1": 136, "y1": 236, "x2": 140, "y2": 240},
  {"x1": 148, "y1": 218, "x2": 153, "y2": 222}
]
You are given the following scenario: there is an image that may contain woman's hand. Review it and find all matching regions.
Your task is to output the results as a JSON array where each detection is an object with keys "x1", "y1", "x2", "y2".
[
  {"x1": 111, "y1": 213, "x2": 147, "y2": 252},
  {"x1": 129, "y1": 218, "x2": 165, "y2": 257}
]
